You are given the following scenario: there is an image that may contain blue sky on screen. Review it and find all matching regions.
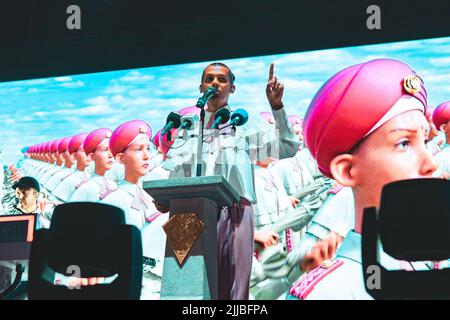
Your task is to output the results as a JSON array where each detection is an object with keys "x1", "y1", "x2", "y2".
[{"x1": 1, "y1": 36, "x2": 450, "y2": 165}]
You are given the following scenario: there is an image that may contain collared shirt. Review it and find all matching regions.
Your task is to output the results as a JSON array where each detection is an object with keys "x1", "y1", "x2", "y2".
[
  {"x1": 68, "y1": 173, "x2": 117, "y2": 202},
  {"x1": 100, "y1": 180, "x2": 158, "y2": 229},
  {"x1": 45, "y1": 167, "x2": 72, "y2": 192},
  {"x1": 270, "y1": 150, "x2": 315, "y2": 197},
  {"x1": 163, "y1": 106, "x2": 299, "y2": 203},
  {"x1": 99, "y1": 179, "x2": 167, "y2": 280},
  {"x1": 253, "y1": 165, "x2": 292, "y2": 229},
  {"x1": 52, "y1": 169, "x2": 90, "y2": 202},
  {"x1": 40, "y1": 163, "x2": 60, "y2": 185}
]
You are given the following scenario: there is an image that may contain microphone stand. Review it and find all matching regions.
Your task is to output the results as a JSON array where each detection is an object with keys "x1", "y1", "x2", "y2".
[{"x1": 195, "y1": 107, "x2": 205, "y2": 177}]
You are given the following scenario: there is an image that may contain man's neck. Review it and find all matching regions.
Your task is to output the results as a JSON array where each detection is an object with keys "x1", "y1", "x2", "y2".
[
  {"x1": 206, "y1": 102, "x2": 228, "y2": 114},
  {"x1": 95, "y1": 167, "x2": 106, "y2": 176},
  {"x1": 19, "y1": 202, "x2": 37, "y2": 213},
  {"x1": 76, "y1": 164, "x2": 87, "y2": 172},
  {"x1": 124, "y1": 173, "x2": 139, "y2": 185}
]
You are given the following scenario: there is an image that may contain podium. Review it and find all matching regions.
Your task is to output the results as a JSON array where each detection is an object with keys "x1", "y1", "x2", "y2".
[{"x1": 143, "y1": 175, "x2": 240, "y2": 300}]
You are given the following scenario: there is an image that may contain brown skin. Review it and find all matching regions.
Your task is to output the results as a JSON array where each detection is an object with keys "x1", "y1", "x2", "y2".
[
  {"x1": 200, "y1": 65, "x2": 235, "y2": 113},
  {"x1": 265, "y1": 63, "x2": 285, "y2": 110},
  {"x1": 199, "y1": 63, "x2": 285, "y2": 113}
]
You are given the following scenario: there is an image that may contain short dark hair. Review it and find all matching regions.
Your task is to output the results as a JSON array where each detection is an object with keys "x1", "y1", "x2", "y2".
[
  {"x1": 201, "y1": 62, "x2": 235, "y2": 85},
  {"x1": 12, "y1": 176, "x2": 40, "y2": 193}
]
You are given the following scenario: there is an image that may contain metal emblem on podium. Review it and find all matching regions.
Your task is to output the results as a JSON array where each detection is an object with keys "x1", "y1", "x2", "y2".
[{"x1": 163, "y1": 213, "x2": 205, "y2": 267}]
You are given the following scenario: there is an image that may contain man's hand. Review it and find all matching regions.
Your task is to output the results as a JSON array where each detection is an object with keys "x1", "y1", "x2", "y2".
[
  {"x1": 66, "y1": 277, "x2": 105, "y2": 287},
  {"x1": 289, "y1": 196, "x2": 300, "y2": 208},
  {"x1": 153, "y1": 200, "x2": 170, "y2": 213},
  {"x1": 266, "y1": 63, "x2": 284, "y2": 110},
  {"x1": 300, "y1": 231, "x2": 343, "y2": 273},
  {"x1": 254, "y1": 230, "x2": 279, "y2": 248}
]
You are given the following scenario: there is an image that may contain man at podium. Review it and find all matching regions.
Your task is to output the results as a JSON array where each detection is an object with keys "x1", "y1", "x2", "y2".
[{"x1": 163, "y1": 62, "x2": 299, "y2": 299}]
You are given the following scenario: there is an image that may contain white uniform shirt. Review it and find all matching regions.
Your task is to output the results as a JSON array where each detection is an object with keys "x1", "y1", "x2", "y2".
[
  {"x1": 163, "y1": 107, "x2": 299, "y2": 203},
  {"x1": 44, "y1": 167, "x2": 72, "y2": 193},
  {"x1": 253, "y1": 165, "x2": 292, "y2": 229},
  {"x1": 100, "y1": 180, "x2": 158, "y2": 230},
  {"x1": 52, "y1": 169, "x2": 91, "y2": 202},
  {"x1": 270, "y1": 150, "x2": 315, "y2": 197},
  {"x1": 68, "y1": 173, "x2": 117, "y2": 202}
]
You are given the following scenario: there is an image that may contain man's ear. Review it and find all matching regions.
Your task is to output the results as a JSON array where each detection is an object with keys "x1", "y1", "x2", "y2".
[
  {"x1": 87, "y1": 153, "x2": 94, "y2": 161},
  {"x1": 115, "y1": 153, "x2": 125, "y2": 165},
  {"x1": 440, "y1": 123, "x2": 449, "y2": 133},
  {"x1": 330, "y1": 154, "x2": 358, "y2": 187},
  {"x1": 230, "y1": 84, "x2": 235, "y2": 94}
]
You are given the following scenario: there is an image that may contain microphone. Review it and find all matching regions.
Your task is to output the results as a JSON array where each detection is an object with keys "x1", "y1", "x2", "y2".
[
  {"x1": 161, "y1": 112, "x2": 182, "y2": 136},
  {"x1": 196, "y1": 87, "x2": 217, "y2": 108},
  {"x1": 210, "y1": 108, "x2": 231, "y2": 129},
  {"x1": 179, "y1": 114, "x2": 199, "y2": 130},
  {"x1": 229, "y1": 109, "x2": 249, "y2": 127}
]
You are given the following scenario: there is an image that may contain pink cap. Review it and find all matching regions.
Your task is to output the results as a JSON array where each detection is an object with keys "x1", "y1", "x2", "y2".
[
  {"x1": 84, "y1": 128, "x2": 112, "y2": 155},
  {"x1": 260, "y1": 111, "x2": 275, "y2": 124},
  {"x1": 44, "y1": 142, "x2": 52, "y2": 154},
  {"x1": 110, "y1": 120, "x2": 152, "y2": 156},
  {"x1": 50, "y1": 140, "x2": 60, "y2": 154},
  {"x1": 68, "y1": 133, "x2": 89, "y2": 154},
  {"x1": 433, "y1": 101, "x2": 450, "y2": 129},
  {"x1": 57, "y1": 137, "x2": 72, "y2": 154},
  {"x1": 304, "y1": 59, "x2": 427, "y2": 178},
  {"x1": 288, "y1": 115, "x2": 303, "y2": 128},
  {"x1": 152, "y1": 129, "x2": 161, "y2": 148},
  {"x1": 178, "y1": 105, "x2": 201, "y2": 116}
]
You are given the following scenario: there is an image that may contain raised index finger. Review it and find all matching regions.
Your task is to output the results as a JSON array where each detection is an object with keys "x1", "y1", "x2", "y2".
[{"x1": 268, "y1": 63, "x2": 274, "y2": 81}]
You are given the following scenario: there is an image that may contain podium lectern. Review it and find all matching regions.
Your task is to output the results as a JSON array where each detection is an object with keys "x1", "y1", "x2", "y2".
[{"x1": 143, "y1": 175, "x2": 240, "y2": 300}]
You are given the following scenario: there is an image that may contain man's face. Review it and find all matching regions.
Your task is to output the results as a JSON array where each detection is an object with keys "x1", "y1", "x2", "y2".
[
  {"x1": 351, "y1": 110, "x2": 437, "y2": 207},
  {"x1": 121, "y1": 139, "x2": 152, "y2": 178},
  {"x1": 74, "y1": 146, "x2": 90, "y2": 168},
  {"x1": 16, "y1": 188, "x2": 39, "y2": 206},
  {"x1": 93, "y1": 143, "x2": 114, "y2": 171},
  {"x1": 63, "y1": 150, "x2": 74, "y2": 166},
  {"x1": 200, "y1": 65, "x2": 235, "y2": 108}
]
